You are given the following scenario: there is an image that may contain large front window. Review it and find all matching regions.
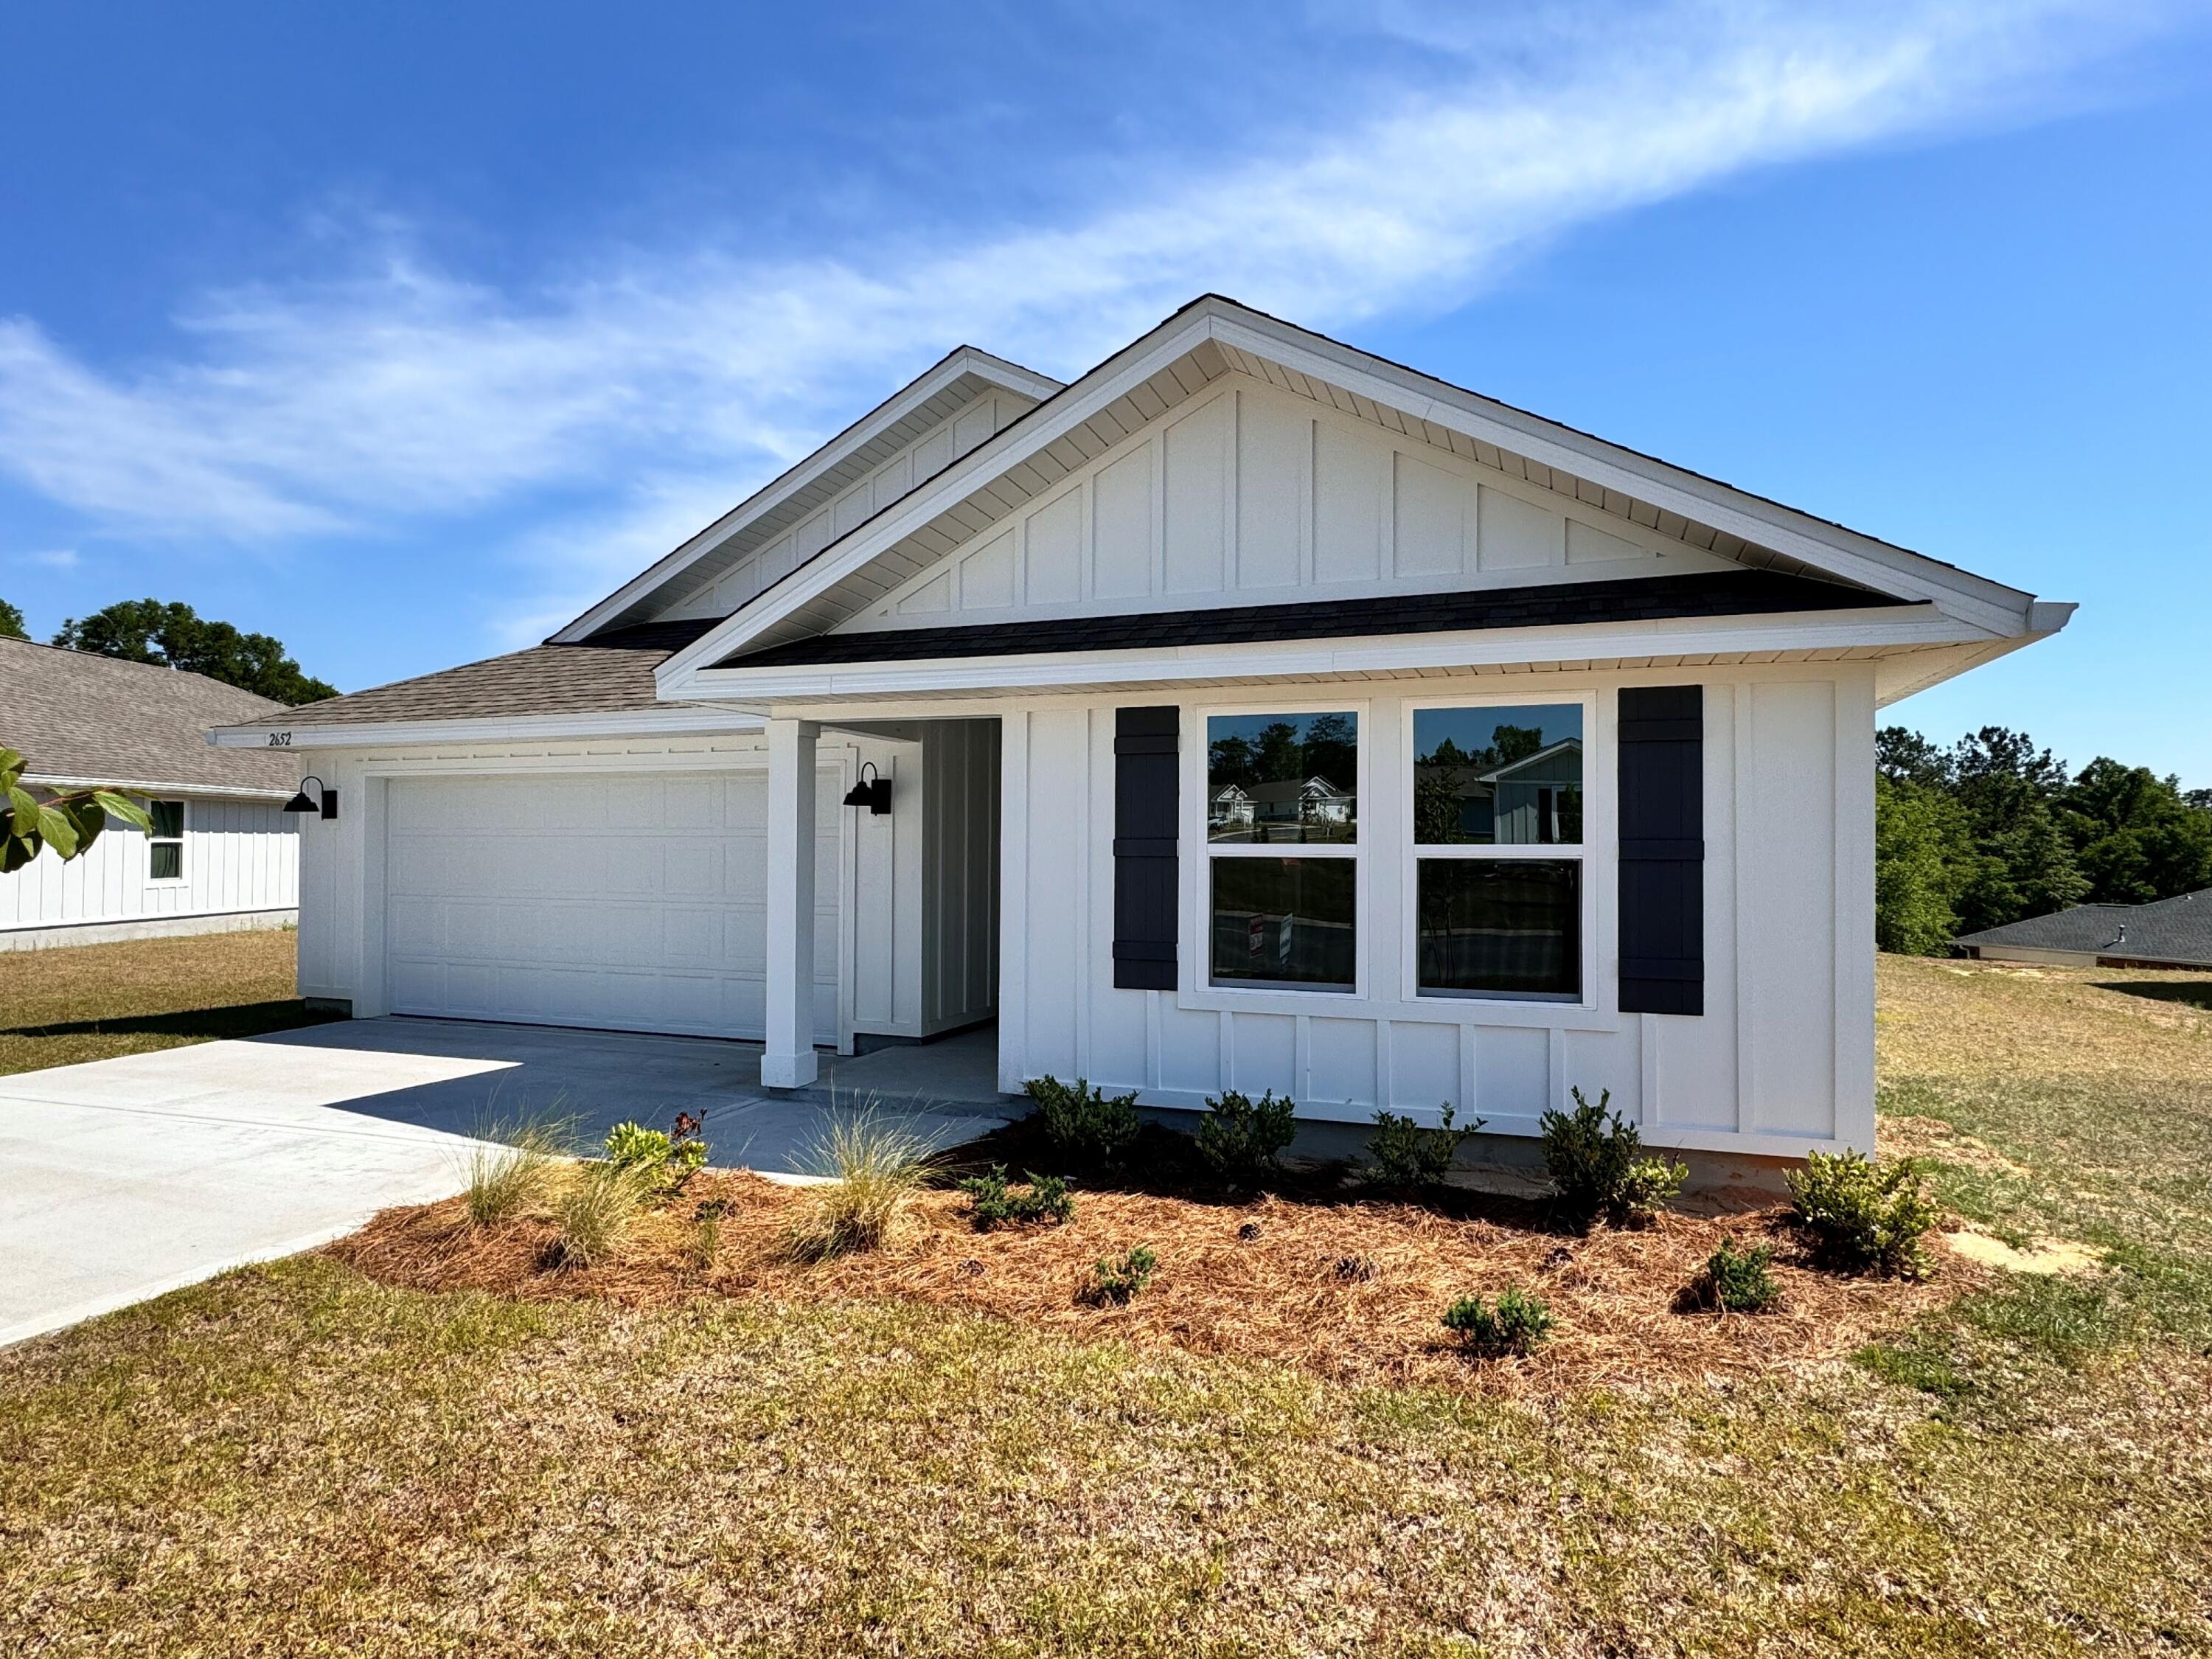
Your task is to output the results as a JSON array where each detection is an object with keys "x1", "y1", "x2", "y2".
[
  {"x1": 1411, "y1": 703, "x2": 1584, "y2": 1001},
  {"x1": 1207, "y1": 710, "x2": 1358, "y2": 992}
]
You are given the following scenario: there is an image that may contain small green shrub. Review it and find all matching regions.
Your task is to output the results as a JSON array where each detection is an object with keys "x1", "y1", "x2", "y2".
[
  {"x1": 1539, "y1": 1087, "x2": 1684, "y2": 1230},
  {"x1": 603, "y1": 1110, "x2": 710, "y2": 1192},
  {"x1": 1441, "y1": 1287, "x2": 1554, "y2": 1357},
  {"x1": 1616, "y1": 1156, "x2": 1688, "y2": 1225},
  {"x1": 790, "y1": 1104, "x2": 936, "y2": 1259},
  {"x1": 550, "y1": 1159, "x2": 657, "y2": 1268},
  {"x1": 1086, "y1": 1245, "x2": 1158, "y2": 1305},
  {"x1": 1195, "y1": 1089, "x2": 1297, "y2": 1183},
  {"x1": 1024, "y1": 1075, "x2": 1141, "y2": 1169},
  {"x1": 1790, "y1": 1150, "x2": 1938, "y2": 1277},
  {"x1": 1695, "y1": 1235, "x2": 1781, "y2": 1313},
  {"x1": 1363, "y1": 1105, "x2": 1483, "y2": 1189},
  {"x1": 958, "y1": 1165, "x2": 1076, "y2": 1231}
]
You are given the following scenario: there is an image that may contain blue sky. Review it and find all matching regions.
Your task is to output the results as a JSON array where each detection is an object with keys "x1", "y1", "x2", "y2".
[{"x1": 4, "y1": 1, "x2": 2208, "y2": 783}]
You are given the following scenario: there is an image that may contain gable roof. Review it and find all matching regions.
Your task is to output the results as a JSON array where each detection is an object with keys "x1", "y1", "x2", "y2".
[
  {"x1": 1, "y1": 635, "x2": 299, "y2": 796},
  {"x1": 656, "y1": 294, "x2": 2062, "y2": 695},
  {"x1": 1955, "y1": 890, "x2": 2212, "y2": 967},
  {"x1": 554, "y1": 345, "x2": 1063, "y2": 642}
]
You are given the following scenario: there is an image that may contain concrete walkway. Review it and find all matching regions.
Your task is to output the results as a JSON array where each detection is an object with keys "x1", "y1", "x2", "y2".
[{"x1": 0, "y1": 1018, "x2": 1017, "y2": 1349}]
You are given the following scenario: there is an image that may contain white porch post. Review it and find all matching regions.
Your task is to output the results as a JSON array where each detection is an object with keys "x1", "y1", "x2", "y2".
[{"x1": 762, "y1": 716, "x2": 820, "y2": 1089}]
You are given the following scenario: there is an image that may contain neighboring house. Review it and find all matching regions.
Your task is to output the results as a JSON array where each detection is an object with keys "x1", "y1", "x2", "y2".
[
  {"x1": 1234, "y1": 775, "x2": 1352, "y2": 837},
  {"x1": 1953, "y1": 890, "x2": 2212, "y2": 970},
  {"x1": 3, "y1": 636, "x2": 300, "y2": 950},
  {"x1": 210, "y1": 295, "x2": 2070, "y2": 1158}
]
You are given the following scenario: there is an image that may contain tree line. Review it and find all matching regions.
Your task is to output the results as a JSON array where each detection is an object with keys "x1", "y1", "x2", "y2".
[
  {"x1": 0, "y1": 597, "x2": 336, "y2": 706},
  {"x1": 1876, "y1": 725, "x2": 2212, "y2": 955}
]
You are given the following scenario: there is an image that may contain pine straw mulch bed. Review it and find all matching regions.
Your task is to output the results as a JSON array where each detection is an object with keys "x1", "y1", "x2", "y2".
[{"x1": 330, "y1": 1139, "x2": 1978, "y2": 1397}]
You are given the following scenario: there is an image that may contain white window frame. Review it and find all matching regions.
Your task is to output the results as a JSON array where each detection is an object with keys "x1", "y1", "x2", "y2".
[
  {"x1": 1189, "y1": 698, "x2": 1369, "y2": 1004},
  {"x1": 145, "y1": 797, "x2": 187, "y2": 884},
  {"x1": 1400, "y1": 689, "x2": 1598, "y2": 1009}
]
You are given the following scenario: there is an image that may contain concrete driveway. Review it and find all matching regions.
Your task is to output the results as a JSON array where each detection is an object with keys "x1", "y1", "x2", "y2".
[{"x1": 0, "y1": 1018, "x2": 1015, "y2": 1348}]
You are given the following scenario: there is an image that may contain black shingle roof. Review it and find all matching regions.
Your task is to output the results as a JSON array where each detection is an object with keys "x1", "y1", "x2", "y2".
[
  {"x1": 717, "y1": 570, "x2": 1901, "y2": 671},
  {"x1": 1955, "y1": 890, "x2": 2212, "y2": 969}
]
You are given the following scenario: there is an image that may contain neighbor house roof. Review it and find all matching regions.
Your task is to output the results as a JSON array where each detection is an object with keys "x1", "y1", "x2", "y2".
[
  {"x1": 245, "y1": 619, "x2": 722, "y2": 728},
  {"x1": 1955, "y1": 890, "x2": 2212, "y2": 968},
  {"x1": 715, "y1": 571, "x2": 1896, "y2": 671},
  {"x1": 0, "y1": 635, "x2": 299, "y2": 796}
]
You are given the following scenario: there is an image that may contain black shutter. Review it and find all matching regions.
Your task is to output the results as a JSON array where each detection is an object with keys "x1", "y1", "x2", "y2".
[
  {"x1": 1113, "y1": 706, "x2": 1180, "y2": 991},
  {"x1": 1617, "y1": 686, "x2": 1704, "y2": 1015}
]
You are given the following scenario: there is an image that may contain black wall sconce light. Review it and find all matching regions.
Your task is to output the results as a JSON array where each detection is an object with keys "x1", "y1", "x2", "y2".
[
  {"x1": 282, "y1": 776, "x2": 339, "y2": 821},
  {"x1": 841, "y1": 761, "x2": 891, "y2": 815}
]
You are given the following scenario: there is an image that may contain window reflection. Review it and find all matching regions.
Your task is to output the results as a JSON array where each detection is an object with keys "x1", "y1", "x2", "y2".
[
  {"x1": 1207, "y1": 712, "x2": 1357, "y2": 844},
  {"x1": 1412, "y1": 704, "x2": 1583, "y2": 846}
]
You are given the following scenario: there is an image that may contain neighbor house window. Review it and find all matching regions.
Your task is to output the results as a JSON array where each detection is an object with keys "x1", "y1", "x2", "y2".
[
  {"x1": 147, "y1": 799, "x2": 184, "y2": 880},
  {"x1": 1206, "y1": 709, "x2": 1358, "y2": 992},
  {"x1": 1411, "y1": 703, "x2": 1584, "y2": 1000}
]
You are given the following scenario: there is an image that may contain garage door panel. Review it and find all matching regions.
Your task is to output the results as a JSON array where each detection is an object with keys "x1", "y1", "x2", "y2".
[{"x1": 386, "y1": 770, "x2": 841, "y2": 1043}]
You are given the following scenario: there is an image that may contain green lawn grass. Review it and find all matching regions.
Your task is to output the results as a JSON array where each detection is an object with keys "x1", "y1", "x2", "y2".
[
  {"x1": 0, "y1": 928, "x2": 336, "y2": 1076},
  {"x1": 1, "y1": 953, "x2": 2209, "y2": 1655}
]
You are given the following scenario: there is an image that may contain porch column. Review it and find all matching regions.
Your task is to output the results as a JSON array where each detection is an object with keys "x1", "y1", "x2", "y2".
[{"x1": 762, "y1": 716, "x2": 819, "y2": 1089}]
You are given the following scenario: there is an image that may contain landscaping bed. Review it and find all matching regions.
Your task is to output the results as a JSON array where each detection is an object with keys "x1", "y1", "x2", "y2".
[{"x1": 332, "y1": 1152, "x2": 1973, "y2": 1395}]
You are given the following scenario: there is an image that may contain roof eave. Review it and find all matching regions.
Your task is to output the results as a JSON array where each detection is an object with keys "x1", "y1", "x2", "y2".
[{"x1": 551, "y1": 345, "x2": 1064, "y2": 644}]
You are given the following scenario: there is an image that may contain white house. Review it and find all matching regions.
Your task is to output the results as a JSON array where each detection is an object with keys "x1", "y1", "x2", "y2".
[
  {"x1": 210, "y1": 296, "x2": 2070, "y2": 1158},
  {"x1": 3, "y1": 636, "x2": 300, "y2": 950}
]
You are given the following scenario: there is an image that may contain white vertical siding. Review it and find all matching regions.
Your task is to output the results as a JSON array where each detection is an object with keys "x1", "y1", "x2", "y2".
[
  {"x1": 0, "y1": 793, "x2": 298, "y2": 939},
  {"x1": 997, "y1": 664, "x2": 1880, "y2": 1158},
  {"x1": 849, "y1": 378, "x2": 1742, "y2": 634}
]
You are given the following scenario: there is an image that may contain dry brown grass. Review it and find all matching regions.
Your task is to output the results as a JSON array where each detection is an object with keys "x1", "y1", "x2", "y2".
[
  {"x1": 0, "y1": 927, "x2": 334, "y2": 1075},
  {"x1": 333, "y1": 1168, "x2": 1973, "y2": 1395}
]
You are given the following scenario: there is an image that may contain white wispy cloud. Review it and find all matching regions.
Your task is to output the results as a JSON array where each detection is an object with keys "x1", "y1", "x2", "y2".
[
  {"x1": 15, "y1": 548, "x2": 80, "y2": 569},
  {"x1": 0, "y1": 0, "x2": 2189, "y2": 633}
]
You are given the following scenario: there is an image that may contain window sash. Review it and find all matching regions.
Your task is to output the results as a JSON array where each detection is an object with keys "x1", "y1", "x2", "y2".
[
  {"x1": 147, "y1": 799, "x2": 185, "y2": 880},
  {"x1": 1402, "y1": 692, "x2": 1596, "y2": 1007},
  {"x1": 1198, "y1": 703, "x2": 1366, "y2": 997}
]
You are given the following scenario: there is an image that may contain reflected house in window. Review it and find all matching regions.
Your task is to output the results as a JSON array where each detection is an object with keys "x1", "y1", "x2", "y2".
[
  {"x1": 1480, "y1": 737, "x2": 1583, "y2": 845},
  {"x1": 1239, "y1": 774, "x2": 1352, "y2": 838}
]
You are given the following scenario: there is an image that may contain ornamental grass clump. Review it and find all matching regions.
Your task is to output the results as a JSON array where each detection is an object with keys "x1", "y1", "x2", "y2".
[
  {"x1": 549, "y1": 1158, "x2": 658, "y2": 1269},
  {"x1": 1023, "y1": 1075, "x2": 1141, "y2": 1169},
  {"x1": 1540, "y1": 1086, "x2": 1686, "y2": 1231},
  {"x1": 1441, "y1": 1287, "x2": 1554, "y2": 1357},
  {"x1": 1790, "y1": 1150, "x2": 1938, "y2": 1278},
  {"x1": 790, "y1": 1104, "x2": 936, "y2": 1260},
  {"x1": 1196, "y1": 1089, "x2": 1297, "y2": 1183},
  {"x1": 458, "y1": 1116, "x2": 569, "y2": 1228},
  {"x1": 957, "y1": 1165, "x2": 1075, "y2": 1231},
  {"x1": 1363, "y1": 1104, "x2": 1482, "y2": 1189}
]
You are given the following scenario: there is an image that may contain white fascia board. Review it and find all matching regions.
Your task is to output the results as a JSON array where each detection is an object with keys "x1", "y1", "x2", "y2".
[
  {"x1": 653, "y1": 310, "x2": 1224, "y2": 687},
  {"x1": 553, "y1": 347, "x2": 1064, "y2": 644},
  {"x1": 20, "y1": 773, "x2": 294, "y2": 802},
  {"x1": 1208, "y1": 308, "x2": 2039, "y2": 638},
  {"x1": 677, "y1": 602, "x2": 1979, "y2": 703},
  {"x1": 206, "y1": 705, "x2": 766, "y2": 751}
]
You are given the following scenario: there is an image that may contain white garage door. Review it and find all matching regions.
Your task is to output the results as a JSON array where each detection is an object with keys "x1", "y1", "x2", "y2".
[{"x1": 385, "y1": 770, "x2": 842, "y2": 1042}]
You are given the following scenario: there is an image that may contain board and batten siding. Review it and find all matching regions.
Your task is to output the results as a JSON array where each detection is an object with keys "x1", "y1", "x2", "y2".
[
  {"x1": 653, "y1": 390, "x2": 1038, "y2": 625},
  {"x1": 843, "y1": 376, "x2": 1740, "y2": 634},
  {"x1": 0, "y1": 794, "x2": 298, "y2": 946},
  {"x1": 998, "y1": 665, "x2": 1877, "y2": 1159}
]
